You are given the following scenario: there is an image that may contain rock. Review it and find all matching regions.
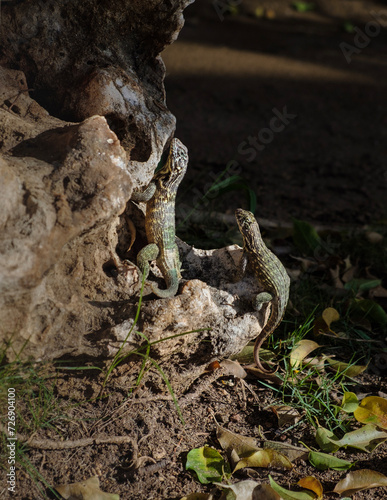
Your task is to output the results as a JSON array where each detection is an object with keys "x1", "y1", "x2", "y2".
[{"x1": 0, "y1": 1, "x2": 269, "y2": 376}]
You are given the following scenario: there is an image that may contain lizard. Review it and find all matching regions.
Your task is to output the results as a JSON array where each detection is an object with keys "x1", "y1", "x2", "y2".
[
  {"x1": 235, "y1": 208, "x2": 290, "y2": 373},
  {"x1": 133, "y1": 137, "x2": 188, "y2": 298}
]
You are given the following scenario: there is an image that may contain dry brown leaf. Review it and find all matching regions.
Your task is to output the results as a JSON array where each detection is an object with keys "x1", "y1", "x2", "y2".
[
  {"x1": 216, "y1": 425, "x2": 258, "y2": 456},
  {"x1": 365, "y1": 231, "x2": 383, "y2": 244},
  {"x1": 333, "y1": 469, "x2": 387, "y2": 496},
  {"x1": 264, "y1": 441, "x2": 309, "y2": 462},
  {"x1": 269, "y1": 405, "x2": 302, "y2": 427},
  {"x1": 55, "y1": 476, "x2": 119, "y2": 500},
  {"x1": 369, "y1": 285, "x2": 387, "y2": 298},
  {"x1": 220, "y1": 359, "x2": 247, "y2": 378},
  {"x1": 330, "y1": 265, "x2": 344, "y2": 289}
]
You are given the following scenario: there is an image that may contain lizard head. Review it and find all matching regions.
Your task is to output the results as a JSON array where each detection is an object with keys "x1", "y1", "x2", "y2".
[
  {"x1": 235, "y1": 208, "x2": 261, "y2": 245},
  {"x1": 156, "y1": 138, "x2": 188, "y2": 188},
  {"x1": 235, "y1": 208, "x2": 256, "y2": 231}
]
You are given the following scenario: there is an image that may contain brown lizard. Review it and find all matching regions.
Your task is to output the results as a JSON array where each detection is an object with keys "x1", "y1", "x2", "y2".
[
  {"x1": 133, "y1": 138, "x2": 188, "y2": 298},
  {"x1": 235, "y1": 208, "x2": 290, "y2": 373}
]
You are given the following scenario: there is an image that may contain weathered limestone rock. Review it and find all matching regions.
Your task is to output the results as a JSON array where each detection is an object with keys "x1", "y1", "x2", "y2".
[{"x1": 0, "y1": 1, "x2": 269, "y2": 374}]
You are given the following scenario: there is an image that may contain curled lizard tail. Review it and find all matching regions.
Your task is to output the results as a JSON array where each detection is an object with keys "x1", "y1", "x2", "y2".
[
  {"x1": 253, "y1": 298, "x2": 281, "y2": 374},
  {"x1": 150, "y1": 269, "x2": 179, "y2": 298}
]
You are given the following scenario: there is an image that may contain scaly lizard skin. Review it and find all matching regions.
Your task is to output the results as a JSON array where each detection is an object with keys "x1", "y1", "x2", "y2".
[
  {"x1": 235, "y1": 208, "x2": 290, "y2": 373},
  {"x1": 134, "y1": 138, "x2": 188, "y2": 298}
]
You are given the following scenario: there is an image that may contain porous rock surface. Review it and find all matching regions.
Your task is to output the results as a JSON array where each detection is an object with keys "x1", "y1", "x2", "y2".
[{"x1": 0, "y1": 0, "x2": 266, "y2": 372}]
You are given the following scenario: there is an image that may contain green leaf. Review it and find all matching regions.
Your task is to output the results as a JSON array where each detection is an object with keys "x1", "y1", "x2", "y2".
[
  {"x1": 333, "y1": 424, "x2": 387, "y2": 452},
  {"x1": 350, "y1": 299, "x2": 387, "y2": 326},
  {"x1": 315, "y1": 427, "x2": 340, "y2": 453},
  {"x1": 316, "y1": 424, "x2": 387, "y2": 453},
  {"x1": 269, "y1": 475, "x2": 316, "y2": 499},
  {"x1": 309, "y1": 451, "x2": 353, "y2": 471},
  {"x1": 292, "y1": 219, "x2": 322, "y2": 257},
  {"x1": 186, "y1": 446, "x2": 231, "y2": 484},
  {"x1": 341, "y1": 392, "x2": 359, "y2": 413},
  {"x1": 344, "y1": 279, "x2": 381, "y2": 293},
  {"x1": 342, "y1": 21, "x2": 355, "y2": 33},
  {"x1": 291, "y1": 2, "x2": 315, "y2": 13}
]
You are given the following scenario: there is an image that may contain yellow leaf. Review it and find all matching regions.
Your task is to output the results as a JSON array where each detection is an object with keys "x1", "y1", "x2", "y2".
[
  {"x1": 233, "y1": 448, "x2": 292, "y2": 472},
  {"x1": 354, "y1": 396, "x2": 387, "y2": 429},
  {"x1": 298, "y1": 476, "x2": 323, "y2": 499},
  {"x1": 290, "y1": 340, "x2": 320, "y2": 369},
  {"x1": 326, "y1": 358, "x2": 367, "y2": 377},
  {"x1": 322, "y1": 307, "x2": 340, "y2": 327}
]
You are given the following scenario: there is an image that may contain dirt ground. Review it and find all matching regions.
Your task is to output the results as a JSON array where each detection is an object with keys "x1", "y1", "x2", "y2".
[
  {"x1": 163, "y1": 0, "x2": 387, "y2": 228},
  {"x1": 5, "y1": 1, "x2": 387, "y2": 499}
]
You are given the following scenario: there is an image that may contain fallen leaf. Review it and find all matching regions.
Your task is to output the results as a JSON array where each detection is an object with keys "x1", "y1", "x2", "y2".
[
  {"x1": 290, "y1": 340, "x2": 320, "y2": 369},
  {"x1": 333, "y1": 469, "x2": 387, "y2": 496},
  {"x1": 270, "y1": 405, "x2": 302, "y2": 427},
  {"x1": 349, "y1": 299, "x2": 387, "y2": 327},
  {"x1": 341, "y1": 392, "x2": 359, "y2": 413},
  {"x1": 317, "y1": 424, "x2": 387, "y2": 453},
  {"x1": 181, "y1": 494, "x2": 213, "y2": 500},
  {"x1": 269, "y1": 475, "x2": 316, "y2": 499},
  {"x1": 297, "y1": 476, "x2": 323, "y2": 499},
  {"x1": 308, "y1": 451, "x2": 353, "y2": 471},
  {"x1": 365, "y1": 231, "x2": 383, "y2": 244},
  {"x1": 54, "y1": 476, "x2": 119, "y2": 500},
  {"x1": 326, "y1": 358, "x2": 367, "y2": 377},
  {"x1": 216, "y1": 425, "x2": 258, "y2": 456},
  {"x1": 233, "y1": 448, "x2": 292, "y2": 472},
  {"x1": 322, "y1": 307, "x2": 340, "y2": 326},
  {"x1": 369, "y1": 285, "x2": 387, "y2": 298},
  {"x1": 264, "y1": 441, "x2": 309, "y2": 462},
  {"x1": 220, "y1": 359, "x2": 247, "y2": 378},
  {"x1": 315, "y1": 427, "x2": 340, "y2": 453},
  {"x1": 354, "y1": 396, "x2": 387, "y2": 429},
  {"x1": 186, "y1": 446, "x2": 231, "y2": 485},
  {"x1": 244, "y1": 364, "x2": 283, "y2": 384},
  {"x1": 215, "y1": 480, "x2": 281, "y2": 500},
  {"x1": 345, "y1": 279, "x2": 381, "y2": 294}
]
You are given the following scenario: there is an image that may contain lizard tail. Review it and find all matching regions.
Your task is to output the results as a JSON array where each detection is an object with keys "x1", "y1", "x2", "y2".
[
  {"x1": 253, "y1": 332, "x2": 276, "y2": 374},
  {"x1": 150, "y1": 269, "x2": 179, "y2": 298}
]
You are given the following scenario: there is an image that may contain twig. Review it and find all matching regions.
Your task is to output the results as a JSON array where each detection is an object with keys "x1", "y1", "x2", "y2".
[{"x1": 0, "y1": 424, "x2": 134, "y2": 450}]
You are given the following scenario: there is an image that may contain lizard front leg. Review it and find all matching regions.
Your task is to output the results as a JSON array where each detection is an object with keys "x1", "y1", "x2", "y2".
[{"x1": 137, "y1": 243, "x2": 159, "y2": 281}]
